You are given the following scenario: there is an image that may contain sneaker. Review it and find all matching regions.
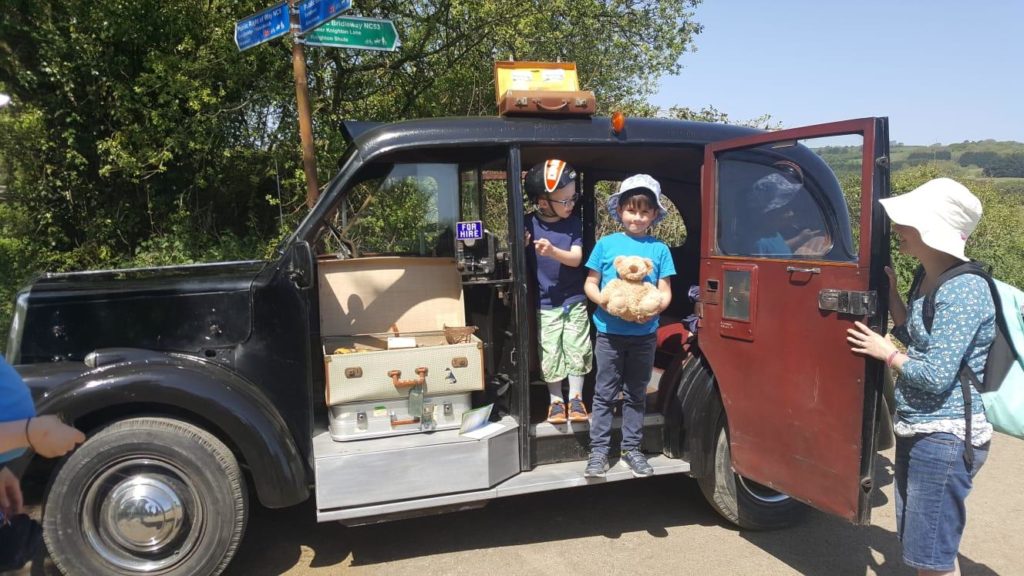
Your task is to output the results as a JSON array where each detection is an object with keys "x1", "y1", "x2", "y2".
[
  {"x1": 620, "y1": 449, "x2": 654, "y2": 478},
  {"x1": 547, "y1": 401, "x2": 567, "y2": 424},
  {"x1": 584, "y1": 452, "x2": 609, "y2": 478},
  {"x1": 568, "y1": 396, "x2": 589, "y2": 422}
]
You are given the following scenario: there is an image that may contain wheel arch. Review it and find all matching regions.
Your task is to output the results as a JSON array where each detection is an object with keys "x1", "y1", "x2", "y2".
[
  {"x1": 663, "y1": 347, "x2": 726, "y2": 478},
  {"x1": 29, "y1": 356, "x2": 308, "y2": 509}
]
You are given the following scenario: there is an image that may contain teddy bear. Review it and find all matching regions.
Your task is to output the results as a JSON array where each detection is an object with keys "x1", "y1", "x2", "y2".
[{"x1": 599, "y1": 255, "x2": 663, "y2": 323}]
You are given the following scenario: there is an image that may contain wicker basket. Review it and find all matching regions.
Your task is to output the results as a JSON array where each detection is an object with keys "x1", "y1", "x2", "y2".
[{"x1": 443, "y1": 325, "x2": 478, "y2": 345}]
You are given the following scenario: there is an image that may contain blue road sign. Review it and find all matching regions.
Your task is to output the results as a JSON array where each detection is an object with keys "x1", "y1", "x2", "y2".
[
  {"x1": 235, "y1": 2, "x2": 290, "y2": 51},
  {"x1": 298, "y1": 0, "x2": 352, "y2": 34},
  {"x1": 457, "y1": 221, "x2": 484, "y2": 241}
]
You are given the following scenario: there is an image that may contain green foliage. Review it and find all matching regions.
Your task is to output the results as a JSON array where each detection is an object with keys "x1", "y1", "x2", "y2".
[
  {"x1": 886, "y1": 165, "x2": 1024, "y2": 296},
  {"x1": 0, "y1": 0, "x2": 704, "y2": 347},
  {"x1": 343, "y1": 176, "x2": 449, "y2": 256}
]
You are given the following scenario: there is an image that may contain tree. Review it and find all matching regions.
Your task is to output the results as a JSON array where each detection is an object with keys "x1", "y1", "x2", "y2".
[{"x1": 0, "y1": 0, "x2": 704, "y2": 340}]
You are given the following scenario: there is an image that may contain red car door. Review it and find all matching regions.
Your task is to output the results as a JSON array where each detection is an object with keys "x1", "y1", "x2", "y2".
[{"x1": 699, "y1": 118, "x2": 889, "y2": 523}]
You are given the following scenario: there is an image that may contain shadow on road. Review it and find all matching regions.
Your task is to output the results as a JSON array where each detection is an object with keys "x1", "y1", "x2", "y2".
[
  {"x1": 227, "y1": 453, "x2": 1003, "y2": 576},
  {"x1": 226, "y1": 473, "x2": 719, "y2": 574},
  {"x1": 16, "y1": 452, "x2": 1003, "y2": 576},
  {"x1": 740, "y1": 454, "x2": 1001, "y2": 576}
]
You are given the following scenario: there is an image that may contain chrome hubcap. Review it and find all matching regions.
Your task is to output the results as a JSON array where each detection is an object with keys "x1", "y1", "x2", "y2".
[
  {"x1": 83, "y1": 458, "x2": 202, "y2": 572},
  {"x1": 103, "y1": 475, "x2": 184, "y2": 552},
  {"x1": 737, "y1": 475, "x2": 791, "y2": 504}
]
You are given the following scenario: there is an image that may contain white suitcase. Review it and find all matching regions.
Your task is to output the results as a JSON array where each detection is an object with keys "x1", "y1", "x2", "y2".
[
  {"x1": 323, "y1": 332, "x2": 484, "y2": 405},
  {"x1": 327, "y1": 392, "x2": 472, "y2": 441}
]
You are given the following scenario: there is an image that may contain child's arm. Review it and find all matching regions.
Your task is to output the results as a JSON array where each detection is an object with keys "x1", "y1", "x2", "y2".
[
  {"x1": 657, "y1": 277, "x2": 673, "y2": 313},
  {"x1": 534, "y1": 239, "x2": 582, "y2": 267},
  {"x1": 584, "y1": 269, "x2": 604, "y2": 307}
]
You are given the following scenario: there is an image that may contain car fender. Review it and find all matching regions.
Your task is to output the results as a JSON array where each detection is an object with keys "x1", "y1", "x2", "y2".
[
  {"x1": 663, "y1": 350, "x2": 723, "y2": 478},
  {"x1": 22, "y1": 350, "x2": 308, "y2": 508}
]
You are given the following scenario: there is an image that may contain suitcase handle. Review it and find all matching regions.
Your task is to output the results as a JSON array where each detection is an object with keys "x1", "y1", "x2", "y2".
[
  {"x1": 534, "y1": 98, "x2": 568, "y2": 112},
  {"x1": 389, "y1": 416, "x2": 421, "y2": 426},
  {"x1": 388, "y1": 367, "x2": 428, "y2": 389}
]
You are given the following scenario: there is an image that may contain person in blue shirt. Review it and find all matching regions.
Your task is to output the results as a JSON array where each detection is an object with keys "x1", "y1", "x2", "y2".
[
  {"x1": 524, "y1": 159, "x2": 593, "y2": 424},
  {"x1": 847, "y1": 178, "x2": 993, "y2": 576},
  {"x1": 0, "y1": 356, "x2": 85, "y2": 520},
  {"x1": 582, "y1": 174, "x2": 675, "y2": 478},
  {"x1": 749, "y1": 171, "x2": 825, "y2": 257}
]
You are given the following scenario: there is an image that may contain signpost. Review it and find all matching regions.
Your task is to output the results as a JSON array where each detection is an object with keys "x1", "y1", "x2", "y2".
[
  {"x1": 234, "y1": 2, "x2": 290, "y2": 51},
  {"x1": 297, "y1": 0, "x2": 352, "y2": 34},
  {"x1": 305, "y1": 16, "x2": 400, "y2": 51},
  {"x1": 235, "y1": 1, "x2": 402, "y2": 207}
]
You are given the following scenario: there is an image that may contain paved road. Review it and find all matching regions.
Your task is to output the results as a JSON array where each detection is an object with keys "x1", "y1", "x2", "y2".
[{"x1": 13, "y1": 434, "x2": 1024, "y2": 575}]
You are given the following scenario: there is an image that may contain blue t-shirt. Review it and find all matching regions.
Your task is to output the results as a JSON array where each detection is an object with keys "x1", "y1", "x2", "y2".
[
  {"x1": 526, "y1": 213, "x2": 586, "y2": 309},
  {"x1": 0, "y1": 356, "x2": 35, "y2": 463},
  {"x1": 585, "y1": 232, "x2": 676, "y2": 336},
  {"x1": 754, "y1": 232, "x2": 791, "y2": 256}
]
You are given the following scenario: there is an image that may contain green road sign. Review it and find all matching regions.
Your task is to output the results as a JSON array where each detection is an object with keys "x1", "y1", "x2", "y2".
[{"x1": 304, "y1": 16, "x2": 400, "y2": 51}]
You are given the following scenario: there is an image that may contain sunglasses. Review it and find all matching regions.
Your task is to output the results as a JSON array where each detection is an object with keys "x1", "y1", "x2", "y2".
[{"x1": 545, "y1": 193, "x2": 581, "y2": 207}]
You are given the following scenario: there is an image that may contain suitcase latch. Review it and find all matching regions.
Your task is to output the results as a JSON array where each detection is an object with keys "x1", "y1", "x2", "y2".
[{"x1": 421, "y1": 402, "x2": 436, "y2": 431}]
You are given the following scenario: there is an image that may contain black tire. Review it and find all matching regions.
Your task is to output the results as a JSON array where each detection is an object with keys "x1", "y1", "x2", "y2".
[
  {"x1": 697, "y1": 414, "x2": 808, "y2": 530},
  {"x1": 43, "y1": 417, "x2": 248, "y2": 576}
]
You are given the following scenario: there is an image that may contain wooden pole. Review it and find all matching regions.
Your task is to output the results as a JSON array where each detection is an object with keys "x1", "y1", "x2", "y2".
[{"x1": 289, "y1": 0, "x2": 320, "y2": 209}]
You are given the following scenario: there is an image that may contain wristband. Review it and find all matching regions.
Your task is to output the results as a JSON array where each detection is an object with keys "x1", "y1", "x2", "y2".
[
  {"x1": 885, "y1": 349, "x2": 900, "y2": 368},
  {"x1": 24, "y1": 417, "x2": 36, "y2": 452}
]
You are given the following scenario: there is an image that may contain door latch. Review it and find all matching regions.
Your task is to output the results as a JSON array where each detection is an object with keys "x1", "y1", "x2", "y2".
[{"x1": 819, "y1": 289, "x2": 877, "y2": 316}]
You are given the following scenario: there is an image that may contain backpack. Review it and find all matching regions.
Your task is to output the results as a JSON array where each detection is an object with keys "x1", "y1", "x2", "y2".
[{"x1": 911, "y1": 261, "x2": 1024, "y2": 464}]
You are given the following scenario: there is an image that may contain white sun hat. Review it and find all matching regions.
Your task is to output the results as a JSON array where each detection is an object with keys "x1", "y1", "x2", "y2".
[
  {"x1": 606, "y1": 174, "x2": 669, "y2": 226},
  {"x1": 879, "y1": 177, "x2": 982, "y2": 261}
]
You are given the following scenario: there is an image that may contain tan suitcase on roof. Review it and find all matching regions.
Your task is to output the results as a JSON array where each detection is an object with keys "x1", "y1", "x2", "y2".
[{"x1": 494, "y1": 61, "x2": 596, "y2": 117}]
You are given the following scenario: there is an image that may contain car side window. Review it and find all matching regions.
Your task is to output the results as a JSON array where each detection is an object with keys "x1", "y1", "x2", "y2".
[
  {"x1": 716, "y1": 159, "x2": 831, "y2": 259},
  {"x1": 339, "y1": 163, "x2": 460, "y2": 257}
]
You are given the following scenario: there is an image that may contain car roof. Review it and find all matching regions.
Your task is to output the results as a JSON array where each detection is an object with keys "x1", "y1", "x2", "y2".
[{"x1": 344, "y1": 116, "x2": 764, "y2": 159}]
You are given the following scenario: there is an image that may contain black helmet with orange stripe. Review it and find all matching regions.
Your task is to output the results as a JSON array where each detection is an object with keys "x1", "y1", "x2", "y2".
[{"x1": 524, "y1": 159, "x2": 577, "y2": 203}]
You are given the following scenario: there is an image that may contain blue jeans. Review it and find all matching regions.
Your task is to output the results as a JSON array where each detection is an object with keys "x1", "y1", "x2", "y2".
[
  {"x1": 894, "y1": 432, "x2": 989, "y2": 571},
  {"x1": 589, "y1": 332, "x2": 656, "y2": 456}
]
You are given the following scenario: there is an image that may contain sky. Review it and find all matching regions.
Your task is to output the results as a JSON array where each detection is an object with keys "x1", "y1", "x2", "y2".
[{"x1": 653, "y1": 1, "x2": 1024, "y2": 146}]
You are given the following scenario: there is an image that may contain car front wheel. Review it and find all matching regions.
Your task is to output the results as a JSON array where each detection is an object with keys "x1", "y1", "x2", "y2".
[{"x1": 43, "y1": 417, "x2": 248, "y2": 576}]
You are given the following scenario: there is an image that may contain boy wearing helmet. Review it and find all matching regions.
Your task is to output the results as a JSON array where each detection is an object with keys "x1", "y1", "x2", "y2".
[{"x1": 524, "y1": 159, "x2": 593, "y2": 424}]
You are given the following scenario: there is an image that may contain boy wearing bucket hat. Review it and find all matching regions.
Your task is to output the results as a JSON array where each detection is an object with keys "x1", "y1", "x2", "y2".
[
  {"x1": 581, "y1": 174, "x2": 675, "y2": 478},
  {"x1": 847, "y1": 178, "x2": 994, "y2": 575},
  {"x1": 523, "y1": 160, "x2": 593, "y2": 424}
]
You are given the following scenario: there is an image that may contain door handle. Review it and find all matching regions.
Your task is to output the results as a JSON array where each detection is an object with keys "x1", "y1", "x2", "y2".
[{"x1": 786, "y1": 266, "x2": 821, "y2": 275}]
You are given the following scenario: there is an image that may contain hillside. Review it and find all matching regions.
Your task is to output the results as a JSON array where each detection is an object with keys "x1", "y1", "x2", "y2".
[{"x1": 814, "y1": 140, "x2": 1024, "y2": 179}]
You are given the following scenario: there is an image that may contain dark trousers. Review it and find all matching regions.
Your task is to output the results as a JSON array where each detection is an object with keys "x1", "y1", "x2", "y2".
[{"x1": 588, "y1": 332, "x2": 656, "y2": 456}]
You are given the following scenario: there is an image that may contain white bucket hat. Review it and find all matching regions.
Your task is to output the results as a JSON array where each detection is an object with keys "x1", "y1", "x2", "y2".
[
  {"x1": 606, "y1": 174, "x2": 669, "y2": 226},
  {"x1": 879, "y1": 177, "x2": 982, "y2": 261}
]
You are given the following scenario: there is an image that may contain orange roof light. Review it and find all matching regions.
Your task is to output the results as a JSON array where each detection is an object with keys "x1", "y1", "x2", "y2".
[{"x1": 611, "y1": 111, "x2": 626, "y2": 134}]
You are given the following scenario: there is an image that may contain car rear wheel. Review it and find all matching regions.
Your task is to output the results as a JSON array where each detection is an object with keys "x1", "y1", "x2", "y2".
[
  {"x1": 697, "y1": 414, "x2": 808, "y2": 530},
  {"x1": 43, "y1": 417, "x2": 248, "y2": 576}
]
